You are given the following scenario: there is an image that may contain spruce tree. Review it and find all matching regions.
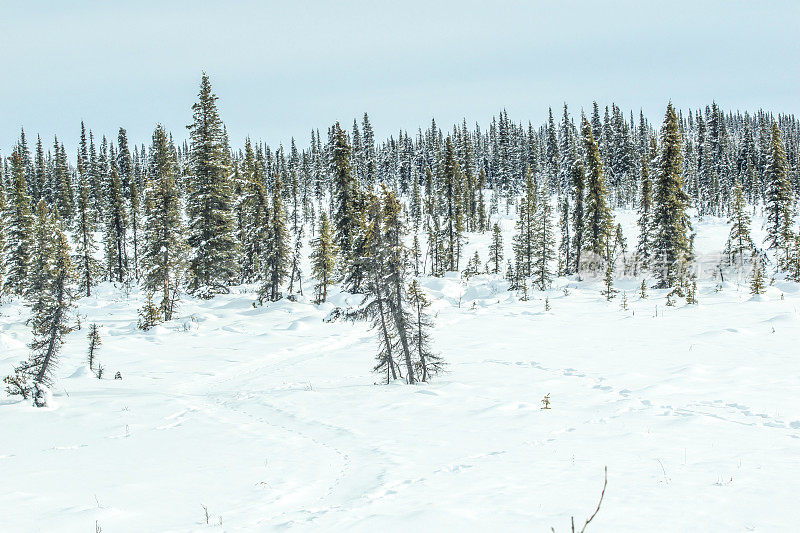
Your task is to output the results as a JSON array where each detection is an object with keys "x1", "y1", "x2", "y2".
[
  {"x1": 104, "y1": 167, "x2": 128, "y2": 282},
  {"x1": 463, "y1": 251, "x2": 481, "y2": 279},
  {"x1": 344, "y1": 202, "x2": 371, "y2": 292},
  {"x1": 287, "y1": 170, "x2": 304, "y2": 296},
  {"x1": 533, "y1": 190, "x2": 555, "y2": 290},
  {"x1": 3, "y1": 148, "x2": 34, "y2": 295},
  {"x1": 311, "y1": 212, "x2": 337, "y2": 304},
  {"x1": 513, "y1": 169, "x2": 537, "y2": 278},
  {"x1": 330, "y1": 122, "x2": 359, "y2": 257},
  {"x1": 763, "y1": 121, "x2": 794, "y2": 269},
  {"x1": 237, "y1": 138, "x2": 270, "y2": 282},
  {"x1": 635, "y1": 151, "x2": 654, "y2": 272},
  {"x1": 412, "y1": 234, "x2": 422, "y2": 275},
  {"x1": 602, "y1": 263, "x2": 617, "y2": 301},
  {"x1": 750, "y1": 255, "x2": 765, "y2": 295},
  {"x1": 186, "y1": 73, "x2": 237, "y2": 297},
  {"x1": 27, "y1": 200, "x2": 56, "y2": 302},
  {"x1": 73, "y1": 173, "x2": 100, "y2": 297},
  {"x1": 381, "y1": 187, "x2": 416, "y2": 383},
  {"x1": 441, "y1": 136, "x2": 462, "y2": 271},
  {"x1": 117, "y1": 127, "x2": 133, "y2": 194},
  {"x1": 557, "y1": 196, "x2": 570, "y2": 276},
  {"x1": 53, "y1": 138, "x2": 74, "y2": 220},
  {"x1": 408, "y1": 279, "x2": 443, "y2": 382},
  {"x1": 410, "y1": 174, "x2": 422, "y2": 231},
  {"x1": 6, "y1": 206, "x2": 73, "y2": 406},
  {"x1": 787, "y1": 234, "x2": 800, "y2": 283},
  {"x1": 260, "y1": 175, "x2": 290, "y2": 302},
  {"x1": 725, "y1": 179, "x2": 754, "y2": 268},
  {"x1": 489, "y1": 222, "x2": 504, "y2": 274},
  {"x1": 128, "y1": 177, "x2": 142, "y2": 281},
  {"x1": 582, "y1": 116, "x2": 613, "y2": 266},
  {"x1": 87, "y1": 323, "x2": 101, "y2": 374},
  {"x1": 652, "y1": 102, "x2": 692, "y2": 288},
  {"x1": 32, "y1": 136, "x2": 45, "y2": 204},
  {"x1": 138, "y1": 292, "x2": 162, "y2": 330},
  {"x1": 347, "y1": 192, "x2": 402, "y2": 383},
  {"x1": 570, "y1": 147, "x2": 586, "y2": 274},
  {"x1": 0, "y1": 185, "x2": 6, "y2": 293},
  {"x1": 143, "y1": 124, "x2": 185, "y2": 320}
]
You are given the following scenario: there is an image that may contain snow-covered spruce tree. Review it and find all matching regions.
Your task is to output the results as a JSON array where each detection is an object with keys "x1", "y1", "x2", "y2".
[
  {"x1": 635, "y1": 150, "x2": 654, "y2": 273},
  {"x1": 3, "y1": 147, "x2": 34, "y2": 296},
  {"x1": 581, "y1": 116, "x2": 613, "y2": 271},
  {"x1": 143, "y1": 124, "x2": 186, "y2": 321},
  {"x1": 6, "y1": 205, "x2": 74, "y2": 406},
  {"x1": 237, "y1": 138, "x2": 270, "y2": 282},
  {"x1": 259, "y1": 174, "x2": 290, "y2": 303},
  {"x1": 533, "y1": 187, "x2": 555, "y2": 290},
  {"x1": 408, "y1": 279, "x2": 444, "y2": 382},
  {"x1": 652, "y1": 102, "x2": 692, "y2": 289},
  {"x1": 725, "y1": 179, "x2": 754, "y2": 268},
  {"x1": 489, "y1": 222, "x2": 504, "y2": 274},
  {"x1": 73, "y1": 173, "x2": 100, "y2": 297},
  {"x1": 310, "y1": 212, "x2": 337, "y2": 304},
  {"x1": 186, "y1": 73, "x2": 237, "y2": 297},
  {"x1": 763, "y1": 121, "x2": 794, "y2": 270},
  {"x1": 104, "y1": 167, "x2": 128, "y2": 283},
  {"x1": 513, "y1": 169, "x2": 537, "y2": 278}
]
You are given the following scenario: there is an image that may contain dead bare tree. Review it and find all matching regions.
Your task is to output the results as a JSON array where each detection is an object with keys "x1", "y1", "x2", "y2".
[{"x1": 552, "y1": 466, "x2": 608, "y2": 533}]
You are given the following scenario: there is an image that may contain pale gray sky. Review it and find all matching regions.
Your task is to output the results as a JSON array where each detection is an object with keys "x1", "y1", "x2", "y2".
[{"x1": 1, "y1": 0, "x2": 798, "y2": 155}]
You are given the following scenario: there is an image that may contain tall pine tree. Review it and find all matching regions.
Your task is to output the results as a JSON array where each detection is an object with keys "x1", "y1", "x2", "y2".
[
  {"x1": 3, "y1": 148, "x2": 34, "y2": 295},
  {"x1": 763, "y1": 121, "x2": 794, "y2": 269},
  {"x1": 186, "y1": 73, "x2": 237, "y2": 297},
  {"x1": 143, "y1": 124, "x2": 186, "y2": 321},
  {"x1": 652, "y1": 102, "x2": 692, "y2": 288}
]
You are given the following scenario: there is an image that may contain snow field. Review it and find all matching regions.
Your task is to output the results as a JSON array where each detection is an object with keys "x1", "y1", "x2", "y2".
[{"x1": 2, "y1": 209, "x2": 800, "y2": 531}]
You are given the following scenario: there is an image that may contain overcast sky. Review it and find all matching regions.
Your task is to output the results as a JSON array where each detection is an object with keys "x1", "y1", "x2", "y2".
[{"x1": 1, "y1": 0, "x2": 798, "y2": 156}]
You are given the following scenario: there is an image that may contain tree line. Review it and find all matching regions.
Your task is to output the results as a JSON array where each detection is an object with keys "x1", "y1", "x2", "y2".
[{"x1": 2, "y1": 73, "x2": 799, "y2": 404}]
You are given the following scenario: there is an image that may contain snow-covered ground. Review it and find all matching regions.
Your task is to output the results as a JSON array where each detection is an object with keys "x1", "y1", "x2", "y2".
[{"x1": 2, "y1": 209, "x2": 800, "y2": 532}]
